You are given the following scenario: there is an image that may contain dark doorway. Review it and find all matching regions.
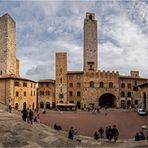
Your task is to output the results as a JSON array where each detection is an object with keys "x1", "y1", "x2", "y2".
[
  {"x1": 46, "y1": 102, "x2": 50, "y2": 109},
  {"x1": 15, "y1": 103, "x2": 19, "y2": 110},
  {"x1": 77, "y1": 101, "x2": 81, "y2": 109},
  {"x1": 40, "y1": 102, "x2": 44, "y2": 109},
  {"x1": 127, "y1": 100, "x2": 131, "y2": 108},
  {"x1": 99, "y1": 93, "x2": 116, "y2": 107},
  {"x1": 121, "y1": 100, "x2": 125, "y2": 108},
  {"x1": 143, "y1": 92, "x2": 146, "y2": 109}
]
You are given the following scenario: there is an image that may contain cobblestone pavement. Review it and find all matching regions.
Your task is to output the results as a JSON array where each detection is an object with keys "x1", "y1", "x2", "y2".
[
  {"x1": 0, "y1": 105, "x2": 148, "y2": 148},
  {"x1": 40, "y1": 109, "x2": 148, "y2": 139}
]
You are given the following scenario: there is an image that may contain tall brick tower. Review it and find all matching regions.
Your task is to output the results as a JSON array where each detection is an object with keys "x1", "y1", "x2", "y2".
[
  {"x1": 55, "y1": 53, "x2": 68, "y2": 105},
  {"x1": 83, "y1": 12, "x2": 98, "y2": 71},
  {"x1": 0, "y1": 13, "x2": 16, "y2": 76}
]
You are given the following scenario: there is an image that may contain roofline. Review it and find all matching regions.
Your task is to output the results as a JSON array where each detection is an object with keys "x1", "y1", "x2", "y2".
[
  {"x1": 38, "y1": 79, "x2": 55, "y2": 83},
  {"x1": 0, "y1": 76, "x2": 36, "y2": 83},
  {"x1": 139, "y1": 82, "x2": 148, "y2": 88},
  {"x1": 119, "y1": 76, "x2": 148, "y2": 80},
  {"x1": 67, "y1": 71, "x2": 84, "y2": 74}
]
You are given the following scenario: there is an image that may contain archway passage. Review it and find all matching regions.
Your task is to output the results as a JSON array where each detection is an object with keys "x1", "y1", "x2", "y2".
[{"x1": 99, "y1": 93, "x2": 116, "y2": 107}]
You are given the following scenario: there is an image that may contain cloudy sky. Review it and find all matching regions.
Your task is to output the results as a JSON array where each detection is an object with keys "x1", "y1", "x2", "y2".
[{"x1": 0, "y1": 0, "x2": 148, "y2": 81}]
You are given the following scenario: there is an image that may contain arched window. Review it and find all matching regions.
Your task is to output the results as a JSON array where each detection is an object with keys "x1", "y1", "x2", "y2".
[
  {"x1": 40, "y1": 91, "x2": 42, "y2": 96},
  {"x1": 69, "y1": 91, "x2": 73, "y2": 96},
  {"x1": 69, "y1": 83, "x2": 73, "y2": 87},
  {"x1": 121, "y1": 91, "x2": 125, "y2": 97},
  {"x1": 127, "y1": 92, "x2": 131, "y2": 97},
  {"x1": 60, "y1": 78, "x2": 62, "y2": 83},
  {"x1": 16, "y1": 91, "x2": 19, "y2": 97},
  {"x1": 90, "y1": 81, "x2": 94, "y2": 87},
  {"x1": 24, "y1": 91, "x2": 26, "y2": 96},
  {"x1": 100, "y1": 82, "x2": 104, "y2": 88},
  {"x1": 89, "y1": 14, "x2": 92, "y2": 20},
  {"x1": 77, "y1": 91, "x2": 81, "y2": 96},
  {"x1": 77, "y1": 82, "x2": 80, "y2": 87},
  {"x1": 109, "y1": 82, "x2": 113, "y2": 88},
  {"x1": 42, "y1": 91, "x2": 44, "y2": 96},
  {"x1": 46, "y1": 91, "x2": 48, "y2": 96},
  {"x1": 121, "y1": 83, "x2": 125, "y2": 88}
]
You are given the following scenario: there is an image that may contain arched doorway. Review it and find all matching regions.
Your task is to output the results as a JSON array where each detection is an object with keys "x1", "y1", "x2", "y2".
[
  {"x1": 99, "y1": 93, "x2": 116, "y2": 107},
  {"x1": 127, "y1": 100, "x2": 131, "y2": 108},
  {"x1": 77, "y1": 101, "x2": 81, "y2": 109},
  {"x1": 46, "y1": 102, "x2": 50, "y2": 109},
  {"x1": 15, "y1": 103, "x2": 19, "y2": 110},
  {"x1": 40, "y1": 101, "x2": 44, "y2": 109},
  {"x1": 143, "y1": 92, "x2": 146, "y2": 109}
]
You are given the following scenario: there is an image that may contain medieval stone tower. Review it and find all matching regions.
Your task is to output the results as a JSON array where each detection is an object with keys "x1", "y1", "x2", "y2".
[
  {"x1": 55, "y1": 53, "x2": 68, "y2": 104},
  {"x1": 0, "y1": 13, "x2": 18, "y2": 76},
  {"x1": 83, "y1": 12, "x2": 98, "y2": 71}
]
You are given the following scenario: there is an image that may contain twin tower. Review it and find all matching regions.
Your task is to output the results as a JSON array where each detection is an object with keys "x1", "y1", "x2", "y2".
[
  {"x1": 0, "y1": 13, "x2": 19, "y2": 77},
  {"x1": 56, "y1": 12, "x2": 98, "y2": 104},
  {"x1": 56, "y1": 12, "x2": 98, "y2": 72}
]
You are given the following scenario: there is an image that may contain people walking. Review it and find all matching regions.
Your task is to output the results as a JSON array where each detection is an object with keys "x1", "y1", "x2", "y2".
[
  {"x1": 8, "y1": 105, "x2": 12, "y2": 113},
  {"x1": 29, "y1": 109, "x2": 34, "y2": 124},
  {"x1": 21, "y1": 107, "x2": 27, "y2": 122},
  {"x1": 107, "y1": 126, "x2": 113, "y2": 141},
  {"x1": 94, "y1": 130, "x2": 99, "y2": 140},
  {"x1": 112, "y1": 125, "x2": 119, "y2": 142},
  {"x1": 27, "y1": 108, "x2": 30, "y2": 123},
  {"x1": 99, "y1": 127, "x2": 104, "y2": 138},
  {"x1": 68, "y1": 127, "x2": 74, "y2": 140}
]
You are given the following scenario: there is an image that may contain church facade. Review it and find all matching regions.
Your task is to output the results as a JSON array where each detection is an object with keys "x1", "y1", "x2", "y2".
[{"x1": 39, "y1": 12, "x2": 148, "y2": 111}]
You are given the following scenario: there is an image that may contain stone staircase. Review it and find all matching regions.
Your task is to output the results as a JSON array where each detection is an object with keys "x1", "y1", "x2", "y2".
[{"x1": 0, "y1": 103, "x2": 148, "y2": 147}]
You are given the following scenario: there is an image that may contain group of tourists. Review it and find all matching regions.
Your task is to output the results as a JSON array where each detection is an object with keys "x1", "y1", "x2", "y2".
[
  {"x1": 21, "y1": 107, "x2": 41, "y2": 124},
  {"x1": 135, "y1": 131, "x2": 146, "y2": 141},
  {"x1": 21, "y1": 107, "x2": 34, "y2": 124},
  {"x1": 94, "y1": 125, "x2": 119, "y2": 142},
  {"x1": 68, "y1": 127, "x2": 77, "y2": 140},
  {"x1": 54, "y1": 123, "x2": 63, "y2": 131}
]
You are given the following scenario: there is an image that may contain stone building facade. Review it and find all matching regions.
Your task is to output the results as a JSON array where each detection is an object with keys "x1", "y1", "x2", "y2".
[
  {"x1": 38, "y1": 79, "x2": 55, "y2": 110},
  {"x1": 37, "y1": 12, "x2": 148, "y2": 111},
  {"x1": 0, "y1": 13, "x2": 36, "y2": 110}
]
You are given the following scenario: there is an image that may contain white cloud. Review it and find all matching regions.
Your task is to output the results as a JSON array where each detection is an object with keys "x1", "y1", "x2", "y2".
[{"x1": 0, "y1": 1, "x2": 148, "y2": 81}]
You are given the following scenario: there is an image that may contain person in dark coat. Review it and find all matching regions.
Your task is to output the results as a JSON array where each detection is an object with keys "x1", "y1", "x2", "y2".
[
  {"x1": 99, "y1": 127, "x2": 104, "y2": 138},
  {"x1": 29, "y1": 109, "x2": 34, "y2": 124},
  {"x1": 94, "y1": 130, "x2": 99, "y2": 140},
  {"x1": 21, "y1": 107, "x2": 27, "y2": 122},
  {"x1": 112, "y1": 125, "x2": 119, "y2": 142},
  {"x1": 68, "y1": 127, "x2": 74, "y2": 140},
  {"x1": 135, "y1": 132, "x2": 140, "y2": 141},
  {"x1": 107, "y1": 126, "x2": 113, "y2": 141}
]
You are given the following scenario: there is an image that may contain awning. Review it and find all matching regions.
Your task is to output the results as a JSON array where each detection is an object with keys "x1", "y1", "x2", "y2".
[{"x1": 56, "y1": 103, "x2": 75, "y2": 106}]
